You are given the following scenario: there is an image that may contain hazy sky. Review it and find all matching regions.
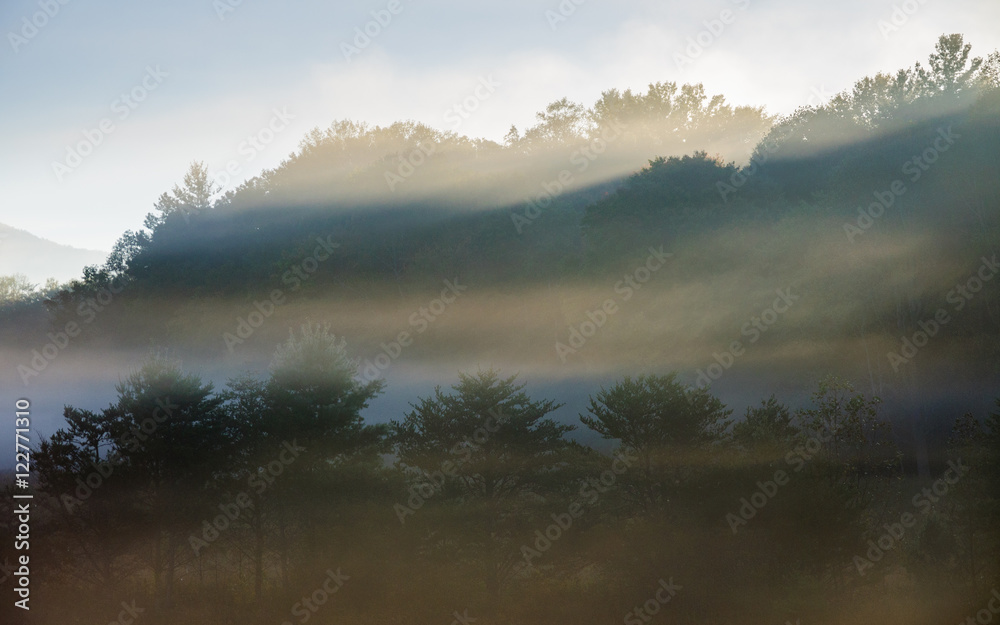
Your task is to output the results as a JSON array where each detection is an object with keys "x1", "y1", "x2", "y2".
[{"x1": 1, "y1": 0, "x2": 998, "y2": 253}]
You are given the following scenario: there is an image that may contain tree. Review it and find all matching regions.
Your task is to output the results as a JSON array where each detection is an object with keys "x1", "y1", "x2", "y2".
[
  {"x1": 105, "y1": 355, "x2": 231, "y2": 609},
  {"x1": 392, "y1": 369, "x2": 574, "y2": 607},
  {"x1": 589, "y1": 81, "x2": 771, "y2": 161},
  {"x1": 581, "y1": 151, "x2": 740, "y2": 260},
  {"x1": 502, "y1": 124, "x2": 521, "y2": 148},
  {"x1": 103, "y1": 229, "x2": 152, "y2": 277},
  {"x1": 216, "y1": 373, "x2": 272, "y2": 601},
  {"x1": 939, "y1": 403, "x2": 1000, "y2": 588},
  {"x1": 826, "y1": 68, "x2": 920, "y2": 129},
  {"x1": 795, "y1": 377, "x2": 900, "y2": 506},
  {"x1": 0, "y1": 274, "x2": 36, "y2": 303},
  {"x1": 580, "y1": 373, "x2": 732, "y2": 509},
  {"x1": 782, "y1": 377, "x2": 902, "y2": 588},
  {"x1": 732, "y1": 395, "x2": 798, "y2": 452},
  {"x1": 394, "y1": 368, "x2": 573, "y2": 500},
  {"x1": 522, "y1": 97, "x2": 589, "y2": 147},
  {"x1": 149, "y1": 161, "x2": 219, "y2": 226},
  {"x1": 262, "y1": 323, "x2": 387, "y2": 584},
  {"x1": 265, "y1": 322, "x2": 386, "y2": 464},
  {"x1": 33, "y1": 407, "x2": 132, "y2": 589},
  {"x1": 914, "y1": 33, "x2": 984, "y2": 98},
  {"x1": 35, "y1": 354, "x2": 233, "y2": 610},
  {"x1": 979, "y1": 50, "x2": 1000, "y2": 92},
  {"x1": 581, "y1": 373, "x2": 731, "y2": 450}
]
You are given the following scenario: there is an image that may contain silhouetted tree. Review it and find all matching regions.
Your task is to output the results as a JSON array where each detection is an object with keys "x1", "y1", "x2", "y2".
[
  {"x1": 36, "y1": 354, "x2": 232, "y2": 609},
  {"x1": 732, "y1": 394, "x2": 798, "y2": 452},
  {"x1": 392, "y1": 369, "x2": 574, "y2": 608},
  {"x1": 261, "y1": 323, "x2": 387, "y2": 583},
  {"x1": 149, "y1": 161, "x2": 219, "y2": 226},
  {"x1": 580, "y1": 373, "x2": 731, "y2": 510}
]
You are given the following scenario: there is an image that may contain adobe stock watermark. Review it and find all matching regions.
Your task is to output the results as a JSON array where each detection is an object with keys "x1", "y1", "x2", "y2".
[
  {"x1": 447, "y1": 609, "x2": 478, "y2": 625},
  {"x1": 623, "y1": 578, "x2": 682, "y2": 625},
  {"x1": 852, "y1": 458, "x2": 969, "y2": 576},
  {"x1": 210, "y1": 107, "x2": 295, "y2": 195},
  {"x1": 959, "y1": 589, "x2": 1000, "y2": 625},
  {"x1": 189, "y1": 440, "x2": 306, "y2": 556},
  {"x1": 213, "y1": 0, "x2": 248, "y2": 21},
  {"x1": 887, "y1": 254, "x2": 998, "y2": 371},
  {"x1": 384, "y1": 142, "x2": 435, "y2": 192},
  {"x1": 555, "y1": 246, "x2": 672, "y2": 363},
  {"x1": 101, "y1": 600, "x2": 144, "y2": 625},
  {"x1": 340, "y1": 0, "x2": 410, "y2": 61},
  {"x1": 673, "y1": 0, "x2": 751, "y2": 70},
  {"x1": 280, "y1": 568, "x2": 349, "y2": 625},
  {"x1": 844, "y1": 126, "x2": 959, "y2": 242},
  {"x1": 519, "y1": 450, "x2": 636, "y2": 568},
  {"x1": 726, "y1": 414, "x2": 840, "y2": 534},
  {"x1": 360, "y1": 278, "x2": 467, "y2": 381},
  {"x1": 695, "y1": 287, "x2": 799, "y2": 388},
  {"x1": 445, "y1": 75, "x2": 500, "y2": 132},
  {"x1": 877, "y1": 0, "x2": 932, "y2": 40},
  {"x1": 51, "y1": 65, "x2": 168, "y2": 182},
  {"x1": 7, "y1": 0, "x2": 72, "y2": 54},
  {"x1": 224, "y1": 235, "x2": 339, "y2": 353},
  {"x1": 545, "y1": 0, "x2": 587, "y2": 31},
  {"x1": 511, "y1": 120, "x2": 627, "y2": 233}
]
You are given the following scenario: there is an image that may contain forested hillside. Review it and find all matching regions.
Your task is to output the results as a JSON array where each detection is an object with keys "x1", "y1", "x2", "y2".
[{"x1": 1, "y1": 33, "x2": 999, "y2": 625}]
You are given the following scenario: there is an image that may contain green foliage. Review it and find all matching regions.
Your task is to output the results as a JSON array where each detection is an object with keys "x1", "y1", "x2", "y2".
[
  {"x1": 265, "y1": 322, "x2": 387, "y2": 464},
  {"x1": 581, "y1": 372, "x2": 732, "y2": 451},
  {"x1": 393, "y1": 368, "x2": 573, "y2": 499},
  {"x1": 915, "y1": 33, "x2": 986, "y2": 97},
  {"x1": 0, "y1": 273, "x2": 37, "y2": 304},
  {"x1": 149, "y1": 161, "x2": 219, "y2": 227},
  {"x1": 13, "y1": 33, "x2": 1000, "y2": 623},
  {"x1": 581, "y1": 151, "x2": 743, "y2": 262},
  {"x1": 795, "y1": 376, "x2": 895, "y2": 467},
  {"x1": 732, "y1": 394, "x2": 798, "y2": 451},
  {"x1": 580, "y1": 373, "x2": 731, "y2": 511},
  {"x1": 390, "y1": 369, "x2": 576, "y2": 606},
  {"x1": 24, "y1": 368, "x2": 1000, "y2": 623},
  {"x1": 938, "y1": 403, "x2": 1000, "y2": 586}
]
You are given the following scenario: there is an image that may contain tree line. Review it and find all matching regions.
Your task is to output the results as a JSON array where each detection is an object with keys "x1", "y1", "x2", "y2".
[
  {"x1": 4, "y1": 35, "x2": 991, "y2": 359},
  {"x1": 6, "y1": 322, "x2": 998, "y2": 625}
]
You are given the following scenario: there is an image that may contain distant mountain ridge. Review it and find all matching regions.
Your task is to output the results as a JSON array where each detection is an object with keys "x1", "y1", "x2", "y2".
[{"x1": 0, "y1": 223, "x2": 107, "y2": 284}]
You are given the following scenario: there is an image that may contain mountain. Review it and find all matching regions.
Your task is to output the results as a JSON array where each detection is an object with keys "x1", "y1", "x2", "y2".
[{"x1": 0, "y1": 223, "x2": 107, "y2": 284}]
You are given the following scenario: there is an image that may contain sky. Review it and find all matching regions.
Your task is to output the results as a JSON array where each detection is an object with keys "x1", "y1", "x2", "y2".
[{"x1": 1, "y1": 0, "x2": 998, "y2": 253}]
